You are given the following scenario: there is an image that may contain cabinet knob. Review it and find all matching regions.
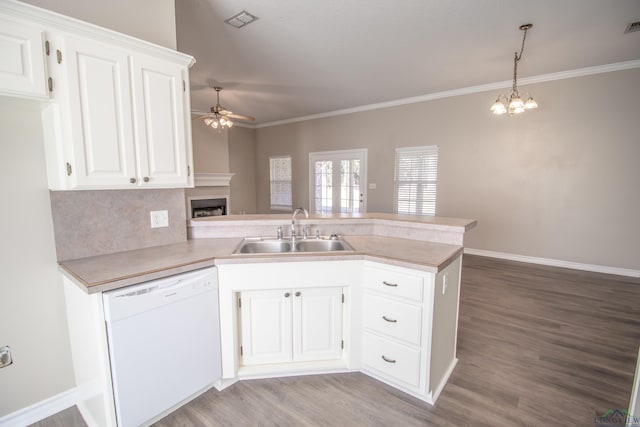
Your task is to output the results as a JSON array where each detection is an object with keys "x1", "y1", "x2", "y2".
[
  {"x1": 129, "y1": 177, "x2": 137, "y2": 184},
  {"x1": 295, "y1": 291, "x2": 301, "y2": 297},
  {"x1": 284, "y1": 292, "x2": 290, "y2": 298},
  {"x1": 143, "y1": 177, "x2": 150, "y2": 182}
]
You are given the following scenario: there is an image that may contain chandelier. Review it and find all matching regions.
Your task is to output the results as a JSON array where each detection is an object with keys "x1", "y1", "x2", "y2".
[{"x1": 490, "y1": 24, "x2": 538, "y2": 116}]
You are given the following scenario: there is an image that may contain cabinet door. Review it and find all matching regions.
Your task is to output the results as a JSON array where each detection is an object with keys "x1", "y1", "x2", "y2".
[
  {"x1": 240, "y1": 290, "x2": 292, "y2": 365},
  {"x1": 293, "y1": 287, "x2": 343, "y2": 362},
  {"x1": 61, "y1": 35, "x2": 136, "y2": 188},
  {"x1": 130, "y1": 54, "x2": 190, "y2": 187},
  {"x1": 0, "y1": 17, "x2": 47, "y2": 99}
]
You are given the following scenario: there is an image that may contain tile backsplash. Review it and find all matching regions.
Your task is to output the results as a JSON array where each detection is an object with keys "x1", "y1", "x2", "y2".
[{"x1": 50, "y1": 189, "x2": 187, "y2": 261}]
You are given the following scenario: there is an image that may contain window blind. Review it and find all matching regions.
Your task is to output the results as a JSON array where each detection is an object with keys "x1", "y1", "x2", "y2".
[
  {"x1": 269, "y1": 156, "x2": 292, "y2": 210},
  {"x1": 394, "y1": 146, "x2": 438, "y2": 216}
]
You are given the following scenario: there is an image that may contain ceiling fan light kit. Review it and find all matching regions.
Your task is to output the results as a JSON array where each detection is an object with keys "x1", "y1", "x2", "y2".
[
  {"x1": 491, "y1": 23, "x2": 538, "y2": 116},
  {"x1": 195, "y1": 87, "x2": 254, "y2": 131}
]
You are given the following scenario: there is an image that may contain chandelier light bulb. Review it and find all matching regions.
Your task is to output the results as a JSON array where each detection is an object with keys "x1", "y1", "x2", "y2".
[
  {"x1": 491, "y1": 99, "x2": 507, "y2": 115},
  {"x1": 227, "y1": 120, "x2": 234, "y2": 128},
  {"x1": 219, "y1": 117, "x2": 227, "y2": 126},
  {"x1": 509, "y1": 95, "x2": 524, "y2": 110},
  {"x1": 204, "y1": 117, "x2": 213, "y2": 126},
  {"x1": 525, "y1": 97, "x2": 538, "y2": 109},
  {"x1": 212, "y1": 120, "x2": 219, "y2": 129}
]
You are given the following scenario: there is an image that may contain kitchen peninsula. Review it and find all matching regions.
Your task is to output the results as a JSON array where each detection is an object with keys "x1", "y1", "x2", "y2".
[{"x1": 59, "y1": 213, "x2": 476, "y2": 426}]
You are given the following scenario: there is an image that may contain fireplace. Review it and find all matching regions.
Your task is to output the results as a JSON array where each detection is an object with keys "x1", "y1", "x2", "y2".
[{"x1": 189, "y1": 196, "x2": 229, "y2": 218}]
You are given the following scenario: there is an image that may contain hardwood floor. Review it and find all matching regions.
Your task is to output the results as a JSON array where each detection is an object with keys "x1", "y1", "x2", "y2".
[{"x1": 31, "y1": 255, "x2": 640, "y2": 426}]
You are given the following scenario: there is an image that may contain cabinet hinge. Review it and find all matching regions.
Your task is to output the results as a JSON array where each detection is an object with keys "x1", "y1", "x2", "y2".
[
  {"x1": 56, "y1": 49, "x2": 62, "y2": 64},
  {"x1": 341, "y1": 340, "x2": 344, "y2": 350},
  {"x1": 65, "y1": 162, "x2": 72, "y2": 176},
  {"x1": 183, "y1": 80, "x2": 186, "y2": 92},
  {"x1": 341, "y1": 293, "x2": 345, "y2": 304},
  {"x1": 45, "y1": 40, "x2": 50, "y2": 56},
  {"x1": 240, "y1": 346, "x2": 243, "y2": 356},
  {"x1": 187, "y1": 165, "x2": 191, "y2": 177},
  {"x1": 238, "y1": 297, "x2": 241, "y2": 309},
  {"x1": 48, "y1": 77, "x2": 53, "y2": 92}
]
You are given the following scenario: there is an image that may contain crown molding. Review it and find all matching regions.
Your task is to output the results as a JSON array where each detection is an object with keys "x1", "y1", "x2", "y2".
[{"x1": 256, "y1": 59, "x2": 640, "y2": 129}]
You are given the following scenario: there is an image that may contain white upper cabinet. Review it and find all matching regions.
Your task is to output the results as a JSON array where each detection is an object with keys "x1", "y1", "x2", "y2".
[
  {"x1": 0, "y1": 1, "x2": 195, "y2": 190},
  {"x1": 0, "y1": 15, "x2": 48, "y2": 99},
  {"x1": 60, "y1": 35, "x2": 137, "y2": 188},
  {"x1": 130, "y1": 54, "x2": 191, "y2": 187}
]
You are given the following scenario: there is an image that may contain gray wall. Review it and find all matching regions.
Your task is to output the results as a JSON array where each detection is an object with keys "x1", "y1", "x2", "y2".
[
  {"x1": 255, "y1": 69, "x2": 640, "y2": 270},
  {"x1": 229, "y1": 127, "x2": 257, "y2": 214},
  {"x1": 2, "y1": 0, "x2": 179, "y2": 417},
  {"x1": 0, "y1": 97, "x2": 75, "y2": 416}
]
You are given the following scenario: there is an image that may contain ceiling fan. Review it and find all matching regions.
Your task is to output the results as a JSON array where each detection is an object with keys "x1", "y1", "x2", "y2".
[{"x1": 192, "y1": 86, "x2": 255, "y2": 129}]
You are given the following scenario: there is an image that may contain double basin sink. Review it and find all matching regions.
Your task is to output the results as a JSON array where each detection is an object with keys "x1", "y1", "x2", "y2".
[{"x1": 234, "y1": 237, "x2": 354, "y2": 254}]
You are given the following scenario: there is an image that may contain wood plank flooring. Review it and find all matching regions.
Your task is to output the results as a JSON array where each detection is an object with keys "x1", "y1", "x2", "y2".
[{"x1": 31, "y1": 255, "x2": 640, "y2": 426}]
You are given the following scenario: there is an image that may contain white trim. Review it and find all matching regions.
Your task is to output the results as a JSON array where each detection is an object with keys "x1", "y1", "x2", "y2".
[
  {"x1": 464, "y1": 248, "x2": 640, "y2": 278},
  {"x1": 255, "y1": 59, "x2": 640, "y2": 129},
  {"x1": 629, "y1": 347, "x2": 640, "y2": 417},
  {"x1": 194, "y1": 173, "x2": 235, "y2": 187},
  {"x1": 0, "y1": 388, "x2": 78, "y2": 427}
]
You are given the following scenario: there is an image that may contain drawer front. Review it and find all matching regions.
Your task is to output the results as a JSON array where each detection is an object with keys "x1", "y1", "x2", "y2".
[
  {"x1": 363, "y1": 293, "x2": 422, "y2": 345},
  {"x1": 362, "y1": 332, "x2": 421, "y2": 387},
  {"x1": 363, "y1": 266, "x2": 423, "y2": 302}
]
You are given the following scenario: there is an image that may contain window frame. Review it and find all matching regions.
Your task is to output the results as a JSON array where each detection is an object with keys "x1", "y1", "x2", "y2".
[
  {"x1": 269, "y1": 155, "x2": 293, "y2": 211},
  {"x1": 394, "y1": 145, "x2": 438, "y2": 216}
]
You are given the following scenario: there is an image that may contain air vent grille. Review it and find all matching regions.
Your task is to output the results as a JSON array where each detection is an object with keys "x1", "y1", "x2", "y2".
[
  {"x1": 225, "y1": 10, "x2": 258, "y2": 29},
  {"x1": 624, "y1": 21, "x2": 640, "y2": 34}
]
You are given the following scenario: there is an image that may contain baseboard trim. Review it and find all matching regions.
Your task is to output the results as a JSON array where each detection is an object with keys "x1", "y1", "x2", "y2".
[
  {"x1": 464, "y1": 248, "x2": 640, "y2": 278},
  {"x1": 0, "y1": 388, "x2": 78, "y2": 427}
]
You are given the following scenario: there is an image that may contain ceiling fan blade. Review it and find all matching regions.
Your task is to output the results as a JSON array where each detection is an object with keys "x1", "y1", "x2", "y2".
[{"x1": 225, "y1": 112, "x2": 255, "y2": 122}]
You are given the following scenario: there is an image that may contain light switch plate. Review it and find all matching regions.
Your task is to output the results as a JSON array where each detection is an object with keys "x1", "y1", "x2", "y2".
[{"x1": 150, "y1": 210, "x2": 169, "y2": 228}]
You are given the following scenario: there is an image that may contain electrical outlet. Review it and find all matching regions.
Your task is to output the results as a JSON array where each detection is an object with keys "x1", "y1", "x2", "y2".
[
  {"x1": 150, "y1": 210, "x2": 169, "y2": 228},
  {"x1": 0, "y1": 346, "x2": 12, "y2": 368},
  {"x1": 442, "y1": 273, "x2": 449, "y2": 295}
]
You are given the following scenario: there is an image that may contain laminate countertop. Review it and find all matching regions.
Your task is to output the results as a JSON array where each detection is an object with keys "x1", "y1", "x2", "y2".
[{"x1": 59, "y1": 235, "x2": 464, "y2": 294}]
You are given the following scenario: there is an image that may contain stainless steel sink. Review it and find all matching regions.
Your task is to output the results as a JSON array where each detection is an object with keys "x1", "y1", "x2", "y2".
[
  {"x1": 294, "y1": 239, "x2": 352, "y2": 252},
  {"x1": 233, "y1": 238, "x2": 353, "y2": 254},
  {"x1": 235, "y1": 239, "x2": 292, "y2": 254}
]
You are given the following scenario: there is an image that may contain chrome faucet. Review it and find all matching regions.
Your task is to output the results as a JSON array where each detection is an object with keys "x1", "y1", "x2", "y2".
[{"x1": 291, "y1": 207, "x2": 309, "y2": 241}]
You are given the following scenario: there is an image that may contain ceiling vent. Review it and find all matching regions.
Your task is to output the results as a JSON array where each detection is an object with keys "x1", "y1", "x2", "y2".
[
  {"x1": 225, "y1": 10, "x2": 258, "y2": 29},
  {"x1": 624, "y1": 21, "x2": 640, "y2": 34}
]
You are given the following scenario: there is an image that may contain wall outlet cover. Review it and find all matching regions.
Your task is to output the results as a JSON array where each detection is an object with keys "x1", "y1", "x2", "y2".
[{"x1": 150, "y1": 210, "x2": 169, "y2": 228}]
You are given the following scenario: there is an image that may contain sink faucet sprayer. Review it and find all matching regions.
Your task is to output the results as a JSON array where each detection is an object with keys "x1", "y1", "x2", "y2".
[{"x1": 291, "y1": 207, "x2": 309, "y2": 241}]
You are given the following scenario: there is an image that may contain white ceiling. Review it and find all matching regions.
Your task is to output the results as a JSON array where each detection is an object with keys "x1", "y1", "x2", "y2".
[{"x1": 176, "y1": 0, "x2": 640, "y2": 126}]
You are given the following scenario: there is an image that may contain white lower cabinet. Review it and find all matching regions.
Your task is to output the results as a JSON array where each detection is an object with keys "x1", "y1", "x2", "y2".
[
  {"x1": 217, "y1": 256, "x2": 462, "y2": 405},
  {"x1": 239, "y1": 287, "x2": 343, "y2": 366},
  {"x1": 361, "y1": 255, "x2": 462, "y2": 404}
]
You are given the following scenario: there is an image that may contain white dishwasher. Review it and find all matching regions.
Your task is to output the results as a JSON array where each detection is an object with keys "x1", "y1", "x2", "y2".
[{"x1": 103, "y1": 267, "x2": 222, "y2": 427}]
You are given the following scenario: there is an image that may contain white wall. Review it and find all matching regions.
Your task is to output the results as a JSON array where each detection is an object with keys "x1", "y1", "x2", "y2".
[
  {"x1": 255, "y1": 68, "x2": 640, "y2": 271},
  {"x1": 0, "y1": 97, "x2": 75, "y2": 416},
  {"x1": 19, "y1": 0, "x2": 177, "y2": 49}
]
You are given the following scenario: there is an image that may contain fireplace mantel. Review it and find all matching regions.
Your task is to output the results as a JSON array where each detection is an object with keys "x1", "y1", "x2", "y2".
[{"x1": 194, "y1": 173, "x2": 235, "y2": 187}]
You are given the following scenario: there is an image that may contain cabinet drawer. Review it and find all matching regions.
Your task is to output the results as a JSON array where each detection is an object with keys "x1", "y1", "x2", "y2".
[
  {"x1": 363, "y1": 293, "x2": 422, "y2": 345},
  {"x1": 363, "y1": 267, "x2": 423, "y2": 302},
  {"x1": 362, "y1": 332, "x2": 420, "y2": 387}
]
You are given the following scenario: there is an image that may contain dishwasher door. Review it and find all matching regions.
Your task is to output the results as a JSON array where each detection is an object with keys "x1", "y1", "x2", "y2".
[{"x1": 103, "y1": 267, "x2": 221, "y2": 427}]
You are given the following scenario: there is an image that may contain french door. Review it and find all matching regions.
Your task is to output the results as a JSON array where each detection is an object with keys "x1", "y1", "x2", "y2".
[{"x1": 308, "y1": 149, "x2": 367, "y2": 214}]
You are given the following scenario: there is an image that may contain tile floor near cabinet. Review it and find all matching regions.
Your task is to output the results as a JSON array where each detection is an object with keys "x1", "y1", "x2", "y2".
[{"x1": 32, "y1": 255, "x2": 640, "y2": 427}]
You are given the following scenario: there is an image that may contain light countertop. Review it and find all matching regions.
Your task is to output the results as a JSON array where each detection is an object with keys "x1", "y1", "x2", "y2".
[{"x1": 59, "y1": 235, "x2": 464, "y2": 294}]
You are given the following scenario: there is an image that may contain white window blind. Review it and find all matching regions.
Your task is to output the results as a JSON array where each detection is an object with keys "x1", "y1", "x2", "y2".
[
  {"x1": 394, "y1": 146, "x2": 438, "y2": 216},
  {"x1": 270, "y1": 156, "x2": 292, "y2": 210}
]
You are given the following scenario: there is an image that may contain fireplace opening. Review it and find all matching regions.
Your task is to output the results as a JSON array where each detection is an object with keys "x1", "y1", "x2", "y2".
[{"x1": 190, "y1": 197, "x2": 228, "y2": 218}]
